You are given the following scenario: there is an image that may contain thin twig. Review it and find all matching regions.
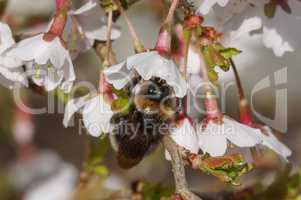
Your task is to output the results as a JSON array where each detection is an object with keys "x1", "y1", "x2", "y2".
[
  {"x1": 104, "y1": 9, "x2": 114, "y2": 68},
  {"x1": 114, "y1": 0, "x2": 145, "y2": 52},
  {"x1": 181, "y1": 29, "x2": 191, "y2": 115},
  {"x1": 163, "y1": 136, "x2": 202, "y2": 200},
  {"x1": 229, "y1": 58, "x2": 246, "y2": 100},
  {"x1": 164, "y1": 0, "x2": 180, "y2": 25}
]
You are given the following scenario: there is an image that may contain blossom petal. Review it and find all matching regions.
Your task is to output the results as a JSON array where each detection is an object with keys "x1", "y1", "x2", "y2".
[
  {"x1": 0, "y1": 22, "x2": 15, "y2": 54},
  {"x1": 84, "y1": 25, "x2": 121, "y2": 41},
  {"x1": 71, "y1": 1, "x2": 121, "y2": 41},
  {"x1": 187, "y1": 47, "x2": 202, "y2": 75},
  {"x1": 69, "y1": 0, "x2": 97, "y2": 15},
  {"x1": 82, "y1": 95, "x2": 113, "y2": 137},
  {"x1": 166, "y1": 118, "x2": 199, "y2": 160},
  {"x1": 0, "y1": 66, "x2": 28, "y2": 86},
  {"x1": 228, "y1": 16, "x2": 262, "y2": 41},
  {"x1": 262, "y1": 27, "x2": 294, "y2": 57},
  {"x1": 103, "y1": 61, "x2": 133, "y2": 90},
  {"x1": 223, "y1": 117, "x2": 262, "y2": 148},
  {"x1": 127, "y1": 51, "x2": 187, "y2": 97},
  {"x1": 60, "y1": 57, "x2": 76, "y2": 93},
  {"x1": 198, "y1": 122, "x2": 228, "y2": 157},
  {"x1": 197, "y1": 0, "x2": 229, "y2": 15},
  {"x1": 8, "y1": 34, "x2": 46, "y2": 62},
  {"x1": 63, "y1": 95, "x2": 90, "y2": 127},
  {"x1": 8, "y1": 34, "x2": 68, "y2": 68},
  {"x1": 257, "y1": 126, "x2": 292, "y2": 159},
  {"x1": 0, "y1": 55, "x2": 23, "y2": 68},
  {"x1": 32, "y1": 67, "x2": 64, "y2": 92}
]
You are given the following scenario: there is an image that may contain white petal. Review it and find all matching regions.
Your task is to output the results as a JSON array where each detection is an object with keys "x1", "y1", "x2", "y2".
[
  {"x1": 197, "y1": 0, "x2": 229, "y2": 15},
  {"x1": 69, "y1": 1, "x2": 97, "y2": 15},
  {"x1": 47, "y1": 38, "x2": 69, "y2": 69},
  {"x1": 229, "y1": 16, "x2": 262, "y2": 41},
  {"x1": 0, "y1": 22, "x2": 15, "y2": 54},
  {"x1": 128, "y1": 51, "x2": 187, "y2": 97},
  {"x1": 187, "y1": 47, "x2": 201, "y2": 75},
  {"x1": 0, "y1": 66, "x2": 27, "y2": 86},
  {"x1": 8, "y1": 34, "x2": 68, "y2": 68},
  {"x1": 166, "y1": 118, "x2": 199, "y2": 160},
  {"x1": 31, "y1": 66, "x2": 64, "y2": 91},
  {"x1": 262, "y1": 27, "x2": 294, "y2": 57},
  {"x1": 71, "y1": 1, "x2": 120, "y2": 41},
  {"x1": 103, "y1": 61, "x2": 132, "y2": 90},
  {"x1": 223, "y1": 117, "x2": 262, "y2": 148},
  {"x1": 171, "y1": 119, "x2": 199, "y2": 153},
  {"x1": 198, "y1": 122, "x2": 228, "y2": 157},
  {"x1": 0, "y1": 54, "x2": 23, "y2": 68},
  {"x1": 82, "y1": 95, "x2": 113, "y2": 137},
  {"x1": 257, "y1": 126, "x2": 292, "y2": 159},
  {"x1": 63, "y1": 95, "x2": 90, "y2": 127},
  {"x1": 59, "y1": 56, "x2": 76, "y2": 93},
  {"x1": 7, "y1": 34, "x2": 46, "y2": 62},
  {"x1": 85, "y1": 25, "x2": 121, "y2": 41}
]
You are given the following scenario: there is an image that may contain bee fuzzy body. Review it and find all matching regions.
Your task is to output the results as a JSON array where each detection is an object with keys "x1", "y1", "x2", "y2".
[{"x1": 111, "y1": 78, "x2": 181, "y2": 169}]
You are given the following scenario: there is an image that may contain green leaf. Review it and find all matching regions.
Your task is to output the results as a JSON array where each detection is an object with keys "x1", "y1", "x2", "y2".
[
  {"x1": 195, "y1": 25, "x2": 203, "y2": 37},
  {"x1": 83, "y1": 137, "x2": 110, "y2": 177},
  {"x1": 112, "y1": 87, "x2": 129, "y2": 98},
  {"x1": 208, "y1": 69, "x2": 218, "y2": 82},
  {"x1": 140, "y1": 182, "x2": 174, "y2": 200},
  {"x1": 100, "y1": 0, "x2": 118, "y2": 12},
  {"x1": 111, "y1": 97, "x2": 131, "y2": 114},
  {"x1": 202, "y1": 45, "x2": 216, "y2": 69},
  {"x1": 90, "y1": 137, "x2": 110, "y2": 162},
  {"x1": 219, "y1": 48, "x2": 242, "y2": 59},
  {"x1": 199, "y1": 154, "x2": 253, "y2": 185},
  {"x1": 93, "y1": 166, "x2": 109, "y2": 177},
  {"x1": 183, "y1": 29, "x2": 192, "y2": 41}
]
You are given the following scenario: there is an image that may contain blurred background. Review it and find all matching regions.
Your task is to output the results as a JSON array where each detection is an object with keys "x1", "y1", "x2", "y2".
[{"x1": 0, "y1": 0, "x2": 300, "y2": 199}]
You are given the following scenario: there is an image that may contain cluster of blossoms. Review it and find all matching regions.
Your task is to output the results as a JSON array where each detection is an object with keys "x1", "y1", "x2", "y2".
[
  {"x1": 198, "y1": 0, "x2": 301, "y2": 57},
  {"x1": 0, "y1": 0, "x2": 293, "y2": 191},
  {"x1": 1, "y1": 0, "x2": 120, "y2": 91}
]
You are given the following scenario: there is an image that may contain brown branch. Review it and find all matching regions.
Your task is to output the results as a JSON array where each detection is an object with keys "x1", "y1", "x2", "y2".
[{"x1": 163, "y1": 136, "x2": 202, "y2": 200}]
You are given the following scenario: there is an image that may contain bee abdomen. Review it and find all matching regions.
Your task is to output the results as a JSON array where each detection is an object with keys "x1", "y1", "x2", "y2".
[{"x1": 117, "y1": 133, "x2": 151, "y2": 169}]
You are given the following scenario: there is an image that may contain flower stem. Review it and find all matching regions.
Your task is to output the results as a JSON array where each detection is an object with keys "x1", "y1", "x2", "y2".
[
  {"x1": 181, "y1": 28, "x2": 192, "y2": 116},
  {"x1": 46, "y1": 0, "x2": 70, "y2": 39},
  {"x1": 164, "y1": 0, "x2": 180, "y2": 25},
  {"x1": 198, "y1": 53, "x2": 221, "y2": 119},
  {"x1": 181, "y1": 29, "x2": 191, "y2": 77},
  {"x1": 155, "y1": 0, "x2": 179, "y2": 55},
  {"x1": 163, "y1": 136, "x2": 202, "y2": 200},
  {"x1": 114, "y1": 0, "x2": 145, "y2": 52},
  {"x1": 229, "y1": 58, "x2": 245, "y2": 101},
  {"x1": 230, "y1": 58, "x2": 255, "y2": 126},
  {"x1": 103, "y1": 9, "x2": 114, "y2": 68}
]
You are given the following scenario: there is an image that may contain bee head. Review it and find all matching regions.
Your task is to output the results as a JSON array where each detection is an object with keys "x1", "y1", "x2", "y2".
[{"x1": 132, "y1": 78, "x2": 180, "y2": 119}]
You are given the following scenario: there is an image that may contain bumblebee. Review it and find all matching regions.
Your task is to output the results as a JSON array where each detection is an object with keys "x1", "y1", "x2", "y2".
[{"x1": 110, "y1": 77, "x2": 181, "y2": 169}]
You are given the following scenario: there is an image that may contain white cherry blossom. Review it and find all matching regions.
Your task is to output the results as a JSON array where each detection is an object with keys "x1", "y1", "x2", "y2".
[
  {"x1": 198, "y1": 116, "x2": 262, "y2": 157},
  {"x1": 205, "y1": 0, "x2": 300, "y2": 56},
  {"x1": 0, "y1": 22, "x2": 27, "y2": 86},
  {"x1": 63, "y1": 94, "x2": 113, "y2": 137},
  {"x1": 255, "y1": 126, "x2": 292, "y2": 160},
  {"x1": 166, "y1": 118, "x2": 199, "y2": 160},
  {"x1": 7, "y1": 33, "x2": 75, "y2": 92},
  {"x1": 24, "y1": 163, "x2": 77, "y2": 200},
  {"x1": 64, "y1": 0, "x2": 121, "y2": 57},
  {"x1": 103, "y1": 51, "x2": 187, "y2": 98}
]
